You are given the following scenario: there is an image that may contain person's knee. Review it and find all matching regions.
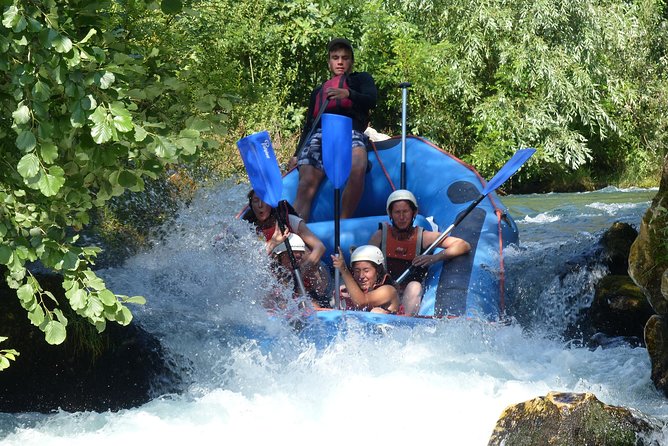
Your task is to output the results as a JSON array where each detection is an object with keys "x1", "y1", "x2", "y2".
[
  {"x1": 350, "y1": 149, "x2": 368, "y2": 178},
  {"x1": 298, "y1": 167, "x2": 324, "y2": 189}
]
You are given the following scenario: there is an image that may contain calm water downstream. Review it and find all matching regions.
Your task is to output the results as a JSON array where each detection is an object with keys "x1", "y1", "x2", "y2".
[{"x1": 1, "y1": 184, "x2": 666, "y2": 445}]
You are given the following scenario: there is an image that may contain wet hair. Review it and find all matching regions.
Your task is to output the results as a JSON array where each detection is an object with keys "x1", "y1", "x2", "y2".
[{"x1": 242, "y1": 189, "x2": 265, "y2": 225}]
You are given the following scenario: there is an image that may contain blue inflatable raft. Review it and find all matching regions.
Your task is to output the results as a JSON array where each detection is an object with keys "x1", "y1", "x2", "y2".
[{"x1": 277, "y1": 135, "x2": 519, "y2": 326}]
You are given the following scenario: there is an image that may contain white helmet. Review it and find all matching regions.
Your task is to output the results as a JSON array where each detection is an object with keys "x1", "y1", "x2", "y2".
[
  {"x1": 272, "y1": 233, "x2": 306, "y2": 255},
  {"x1": 386, "y1": 189, "x2": 418, "y2": 216},
  {"x1": 350, "y1": 245, "x2": 385, "y2": 267}
]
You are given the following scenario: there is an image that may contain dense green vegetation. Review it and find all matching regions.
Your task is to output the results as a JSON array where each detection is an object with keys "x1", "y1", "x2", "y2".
[
  {"x1": 1, "y1": 0, "x2": 667, "y2": 368},
  {"x1": 193, "y1": 0, "x2": 668, "y2": 190}
]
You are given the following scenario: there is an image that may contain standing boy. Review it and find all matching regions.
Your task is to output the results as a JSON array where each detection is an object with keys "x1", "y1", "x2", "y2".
[{"x1": 291, "y1": 38, "x2": 377, "y2": 222}]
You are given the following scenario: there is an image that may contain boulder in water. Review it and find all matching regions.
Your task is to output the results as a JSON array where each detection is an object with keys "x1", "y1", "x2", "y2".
[
  {"x1": 0, "y1": 273, "x2": 183, "y2": 413},
  {"x1": 488, "y1": 391, "x2": 661, "y2": 446},
  {"x1": 589, "y1": 275, "x2": 654, "y2": 340}
]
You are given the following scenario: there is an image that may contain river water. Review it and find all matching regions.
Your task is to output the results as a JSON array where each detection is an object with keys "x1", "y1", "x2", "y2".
[{"x1": 1, "y1": 184, "x2": 667, "y2": 445}]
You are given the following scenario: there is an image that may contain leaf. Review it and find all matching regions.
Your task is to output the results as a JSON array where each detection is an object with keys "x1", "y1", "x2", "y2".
[
  {"x1": 32, "y1": 80, "x2": 51, "y2": 101},
  {"x1": 67, "y1": 288, "x2": 87, "y2": 310},
  {"x1": 110, "y1": 103, "x2": 133, "y2": 133},
  {"x1": 39, "y1": 142, "x2": 58, "y2": 164},
  {"x1": 98, "y1": 289, "x2": 117, "y2": 306},
  {"x1": 16, "y1": 130, "x2": 36, "y2": 152},
  {"x1": 44, "y1": 320, "x2": 66, "y2": 345},
  {"x1": 70, "y1": 102, "x2": 85, "y2": 128},
  {"x1": 84, "y1": 296, "x2": 104, "y2": 319},
  {"x1": 185, "y1": 117, "x2": 211, "y2": 132},
  {"x1": 2, "y1": 6, "x2": 19, "y2": 29},
  {"x1": 134, "y1": 125, "x2": 148, "y2": 142},
  {"x1": 53, "y1": 308, "x2": 68, "y2": 326},
  {"x1": 28, "y1": 305, "x2": 45, "y2": 326},
  {"x1": 97, "y1": 71, "x2": 115, "y2": 89},
  {"x1": 116, "y1": 306, "x2": 133, "y2": 325},
  {"x1": 81, "y1": 95, "x2": 97, "y2": 111},
  {"x1": 12, "y1": 103, "x2": 30, "y2": 125},
  {"x1": 124, "y1": 295, "x2": 147, "y2": 305},
  {"x1": 61, "y1": 250, "x2": 79, "y2": 270},
  {"x1": 52, "y1": 34, "x2": 72, "y2": 53},
  {"x1": 0, "y1": 245, "x2": 13, "y2": 264},
  {"x1": 89, "y1": 106, "x2": 114, "y2": 143},
  {"x1": 17, "y1": 153, "x2": 40, "y2": 178},
  {"x1": 17, "y1": 283, "x2": 34, "y2": 302},
  {"x1": 37, "y1": 165, "x2": 65, "y2": 196},
  {"x1": 153, "y1": 136, "x2": 177, "y2": 159},
  {"x1": 79, "y1": 28, "x2": 97, "y2": 44},
  {"x1": 117, "y1": 170, "x2": 137, "y2": 188},
  {"x1": 177, "y1": 137, "x2": 198, "y2": 155}
]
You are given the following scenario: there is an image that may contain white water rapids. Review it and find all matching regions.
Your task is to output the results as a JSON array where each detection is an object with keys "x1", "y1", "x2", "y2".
[{"x1": 2, "y1": 184, "x2": 668, "y2": 445}]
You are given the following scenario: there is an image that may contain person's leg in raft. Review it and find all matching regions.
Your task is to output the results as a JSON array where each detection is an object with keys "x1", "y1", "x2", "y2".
[
  {"x1": 341, "y1": 145, "x2": 367, "y2": 219},
  {"x1": 294, "y1": 164, "x2": 325, "y2": 222},
  {"x1": 401, "y1": 280, "x2": 423, "y2": 316}
]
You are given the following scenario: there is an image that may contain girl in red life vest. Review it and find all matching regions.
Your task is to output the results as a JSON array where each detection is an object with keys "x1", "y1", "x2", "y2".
[
  {"x1": 331, "y1": 245, "x2": 400, "y2": 314},
  {"x1": 242, "y1": 190, "x2": 326, "y2": 267}
]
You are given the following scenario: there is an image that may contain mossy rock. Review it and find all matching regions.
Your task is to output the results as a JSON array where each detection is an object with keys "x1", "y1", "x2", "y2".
[
  {"x1": 590, "y1": 275, "x2": 655, "y2": 338},
  {"x1": 488, "y1": 392, "x2": 661, "y2": 446},
  {"x1": 645, "y1": 314, "x2": 668, "y2": 396},
  {"x1": 629, "y1": 154, "x2": 668, "y2": 315}
]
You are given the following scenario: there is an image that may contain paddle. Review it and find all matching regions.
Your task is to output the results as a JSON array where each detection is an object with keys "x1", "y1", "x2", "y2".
[
  {"x1": 396, "y1": 147, "x2": 537, "y2": 284},
  {"x1": 321, "y1": 113, "x2": 353, "y2": 310},
  {"x1": 399, "y1": 82, "x2": 411, "y2": 189},
  {"x1": 236, "y1": 130, "x2": 308, "y2": 299}
]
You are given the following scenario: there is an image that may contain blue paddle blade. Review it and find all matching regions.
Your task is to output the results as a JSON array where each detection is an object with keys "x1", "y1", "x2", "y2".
[
  {"x1": 236, "y1": 130, "x2": 282, "y2": 207},
  {"x1": 482, "y1": 148, "x2": 536, "y2": 194},
  {"x1": 322, "y1": 113, "x2": 353, "y2": 189}
]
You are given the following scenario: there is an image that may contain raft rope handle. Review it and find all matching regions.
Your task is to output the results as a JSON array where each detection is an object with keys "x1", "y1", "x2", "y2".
[
  {"x1": 370, "y1": 141, "x2": 397, "y2": 192},
  {"x1": 495, "y1": 208, "x2": 506, "y2": 314}
]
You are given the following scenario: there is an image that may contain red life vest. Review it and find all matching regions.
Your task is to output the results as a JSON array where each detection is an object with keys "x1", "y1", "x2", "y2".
[
  {"x1": 257, "y1": 204, "x2": 294, "y2": 241},
  {"x1": 312, "y1": 74, "x2": 353, "y2": 118},
  {"x1": 380, "y1": 222, "x2": 424, "y2": 280}
]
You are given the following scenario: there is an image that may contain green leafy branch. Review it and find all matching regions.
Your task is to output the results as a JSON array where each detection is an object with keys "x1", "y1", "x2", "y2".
[
  {"x1": 0, "y1": 0, "x2": 223, "y2": 368},
  {"x1": 0, "y1": 337, "x2": 19, "y2": 371}
]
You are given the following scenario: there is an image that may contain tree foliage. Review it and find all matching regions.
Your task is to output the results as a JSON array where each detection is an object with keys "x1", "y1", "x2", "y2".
[
  {"x1": 0, "y1": 0, "x2": 224, "y2": 356},
  {"x1": 189, "y1": 0, "x2": 667, "y2": 186}
]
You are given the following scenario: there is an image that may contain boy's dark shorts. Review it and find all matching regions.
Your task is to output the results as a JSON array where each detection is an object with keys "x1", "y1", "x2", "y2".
[{"x1": 297, "y1": 129, "x2": 367, "y2": 170}]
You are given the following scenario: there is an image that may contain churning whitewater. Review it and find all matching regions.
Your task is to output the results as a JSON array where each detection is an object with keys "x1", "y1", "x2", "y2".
[{"x1": 1, "y1": 184, "x2": 667, "y2": 445}]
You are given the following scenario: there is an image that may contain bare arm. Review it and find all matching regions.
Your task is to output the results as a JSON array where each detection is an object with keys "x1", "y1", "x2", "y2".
[
  {"x1": 367, "y1": 229, "x2": 382, "y2": 248},
  {"x1": 297, "y1": 220, "x2": 326, "y2": 266},
  {"x1": 412, "y1": 231, "x2": 471, "y2": 268}
]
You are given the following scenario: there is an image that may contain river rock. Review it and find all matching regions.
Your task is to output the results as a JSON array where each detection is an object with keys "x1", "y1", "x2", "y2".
[
  {"x1": 627, "y1": 154, "x2": 668, "y2": 394},
  {"x1": 600, "y1": 221, "x2": 638, "y2": 275},
  {"x1": 589, "y1": 275, "x2": 655, "y2": 339},
  {"x1": 629, "y1": 154, "x2": 668, "y2": 316},
  {"x1": 645, "y1": 314, "x2": 668, "y2": 396},
  {"x1": 0, "y1": 273, "x2": 183, "y2": 413},
  {"x1": 488, "y1": 391, "x2": 661, "y2": 446}
]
